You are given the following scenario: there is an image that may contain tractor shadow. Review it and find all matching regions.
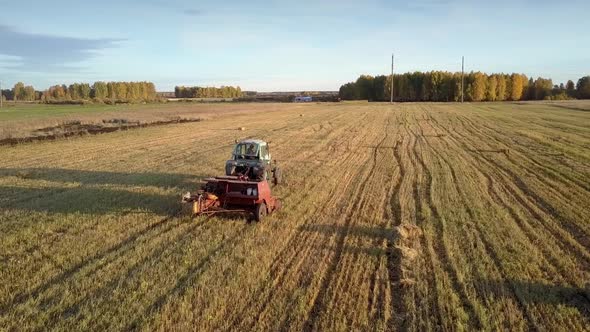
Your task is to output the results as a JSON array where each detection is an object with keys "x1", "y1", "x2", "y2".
[
  {"x1": 476, "y1": 279, "x2": 590, "y2": 318},
  {"x1": 0, "y1": 167, "x2": 224, "y2": 328},
  {"x1": 0, "y1": 168, "x2": 205, "y2": 215},
  {"x1": 0, "y1": 167, "x2": 199, "y2": 188}
]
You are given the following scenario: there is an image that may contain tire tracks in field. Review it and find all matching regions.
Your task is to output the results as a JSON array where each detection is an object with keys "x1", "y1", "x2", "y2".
[
  {"x1": 302, "y1": 114, "x2": 393, "y2": 331},
  {"x1": 427, "y1": 110, "x2": 587, "y2": 328},
  {"x1": 460, "y1": 114, "x2": 590, "y2": 224},
  {"x1": 386, "y1": 135, "x2": 407, "y2": 331},
  {"x1": 330, "y1": 115, "x2": 398, "y2": 329},
  {"x1": 282, "y1": 116, "x2": 386, "y2": 330},
  {"x1": 407, "y1": 112, "x2": 483, "y2": 330},
  {"x1": 236, "y1": 149, "x2": 361, "y2": 330},
  {"x1": 330, "y1": 113, "x2": 403, "y2": 329},
  {"x1": 457, "y1": 115, "x2": 590, "y2": 243},
  {"x1": 435, "y1": 113, "x2": 587, "y2": 263},
  {"x1": 402, "y1": 115, "x2": 445, "y2": 331},
  {"x1": 474, "y1": 117, "x2": 590, "y2": 193},
  {"x1": 328, "y1": 114, "x2": 396, "y2": 327},
  {"x1": 438, "y1": 112, "x2": 579, "y2": 260},
  {"x1": 415, "y1": 109, "x2": 495, "y2": 326},
  {"x1": 452, "y1": 115, "x2": 590, "y2": 260},
  {"x1": 419, "y1": 109, "x2": 541, "y2": 329},
  {"x1": 361, "y1": 111, "x2": 403, "y2": 329}
]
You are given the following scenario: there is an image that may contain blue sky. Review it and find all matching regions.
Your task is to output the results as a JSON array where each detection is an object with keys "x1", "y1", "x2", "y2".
[{"x1": 0, "y1": 0, "x2": 588, "y2": 91}]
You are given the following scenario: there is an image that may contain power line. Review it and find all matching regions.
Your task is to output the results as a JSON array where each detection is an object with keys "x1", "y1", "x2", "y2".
[
  {"x1": 461, "y1": 56, "x2": 464, "y2": 103},
  {"x1": 390, "y1": 53, "x2": 394, "y2": 104}
]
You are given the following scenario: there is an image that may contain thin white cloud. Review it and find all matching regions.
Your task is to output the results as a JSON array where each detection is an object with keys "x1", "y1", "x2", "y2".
[{"x1": 0, "y1": 25, "x2": 123, "y2": 72}]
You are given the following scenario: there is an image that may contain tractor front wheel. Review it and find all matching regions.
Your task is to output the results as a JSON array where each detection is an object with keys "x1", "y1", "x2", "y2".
[{"x1": 254, "y1": 202, "x2": 267, "y2": 222}]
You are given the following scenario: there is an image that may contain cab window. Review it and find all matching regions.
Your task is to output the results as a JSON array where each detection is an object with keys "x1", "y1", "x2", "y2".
[{"x1": 235, "y1": 143, "x2": 258, "y2": 158}]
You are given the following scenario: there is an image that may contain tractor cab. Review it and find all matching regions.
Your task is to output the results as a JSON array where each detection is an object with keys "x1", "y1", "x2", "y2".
[
  {"x1": 232, "y1": 140, "x2": 271, "y2": 162},
  {"x1": 225, "y1": 139, "x2": 281, "y2": 184}
]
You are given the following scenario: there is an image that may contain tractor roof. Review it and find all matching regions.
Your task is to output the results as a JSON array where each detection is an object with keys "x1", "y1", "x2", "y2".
[{"x1": 238, "y1": 139, "x2": 266, "y2": 145}]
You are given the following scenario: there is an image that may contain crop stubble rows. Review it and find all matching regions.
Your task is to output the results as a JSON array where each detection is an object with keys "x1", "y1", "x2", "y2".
[{"x1": 0, "y1": 102, "x2": 589, "y2": 331}]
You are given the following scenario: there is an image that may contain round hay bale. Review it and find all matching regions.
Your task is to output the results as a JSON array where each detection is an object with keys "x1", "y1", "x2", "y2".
[
  {"x1": 238, "y1": 127, "x2": 246, "y2": 131},
  {"x1": 299, "y1": 114, "x2": 304, "y2": 117}
]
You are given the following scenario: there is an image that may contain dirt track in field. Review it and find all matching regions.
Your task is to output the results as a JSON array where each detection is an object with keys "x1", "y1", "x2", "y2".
[{"x1": 1, "y1": 102, "x2": 589, "y2": 331}]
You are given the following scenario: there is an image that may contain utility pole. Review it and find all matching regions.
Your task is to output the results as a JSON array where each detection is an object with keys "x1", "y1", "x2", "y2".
[
  {"x1": 461, "y1": 56, "x2": 464, "y2": 103},
  {"x1": 390, "y1": 53, "x2": 394, "y2": 103}
]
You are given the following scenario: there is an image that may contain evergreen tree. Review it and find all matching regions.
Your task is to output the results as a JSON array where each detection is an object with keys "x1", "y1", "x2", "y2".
[
  {"x1": 577, "y1": 76, "x2": 590, "y2": 99},
  {"x1": 356, "y1": 75, "x2": 375, "y2": 100},
  {"x1": 565, "y1": 80, "x2": 576, "y2": 98}
]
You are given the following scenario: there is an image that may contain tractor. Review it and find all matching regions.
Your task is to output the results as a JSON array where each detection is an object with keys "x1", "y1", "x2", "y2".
[
  {"x1": 182, "y1": 139, "x2": 282, "y2": 221},
  {"x1": 225, "y1": 139, "x2": 282, "y2": 185}
]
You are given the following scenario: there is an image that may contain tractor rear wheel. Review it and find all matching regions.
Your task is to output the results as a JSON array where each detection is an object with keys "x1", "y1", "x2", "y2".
[{"x1": 254, "y1": 202, "x2": 267, "y2": 222}]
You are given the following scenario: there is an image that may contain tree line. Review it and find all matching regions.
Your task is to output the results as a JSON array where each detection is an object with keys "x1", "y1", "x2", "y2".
[
  {"x1": 339, "y1": 72, "x2": 590, "y2": 102},
  {"x1": 3, "y1": 81, "x2": 157, "y2": 104},
  {"x1": 7, "y1": 82, "x2": 39, "y2": 101},
  {"x1": 174, "y1": 85, "x2": 243, "y2": 98},
  {"x1": 43, "y1": 82, "x2": 157, "y2": 103}
]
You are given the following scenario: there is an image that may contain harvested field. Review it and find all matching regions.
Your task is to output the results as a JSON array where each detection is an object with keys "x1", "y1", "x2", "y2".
[
  {"x1": 0, "y1": 117, "x2": 203, "y2": 146},
  {"x1": 0, "y1": 103, "x2": 292, "y2": 141},
  {"x1": 1, "y1": 101, "x2": 589, "y2": 331}
]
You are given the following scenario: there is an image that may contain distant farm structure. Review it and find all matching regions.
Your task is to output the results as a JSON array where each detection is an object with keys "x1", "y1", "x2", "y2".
[
  {"x1": 252, "y1": 91, "x2": 339, "y2": 102},
  {"x1": 294, "y1": 96, "x2": 313, "y2": 102}
]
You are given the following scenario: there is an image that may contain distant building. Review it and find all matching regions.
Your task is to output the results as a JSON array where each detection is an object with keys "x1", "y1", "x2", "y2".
[
  {"x1": 157, "y1": 91, "x2": 175, "y2": 98},
  {"x1": 294, "y1": 96, "x2": 313, "y2": 102}
]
